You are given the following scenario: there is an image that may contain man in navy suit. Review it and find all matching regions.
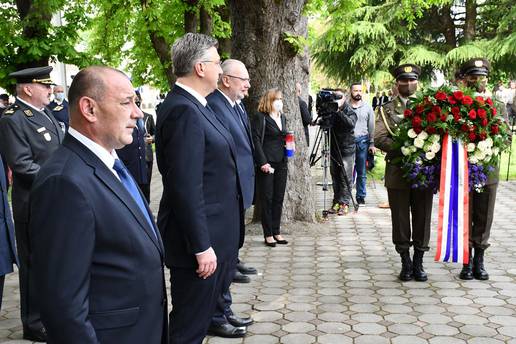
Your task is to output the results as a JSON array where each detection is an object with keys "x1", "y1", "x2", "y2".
[
  {"x1": 206, "y1": 59, "x2": 255, "y2": 338},
  {"x1": 29, "y1": 66, "x2": 167, "y2": 344},
  {"x1": 156, "y1": 33, "x2": 241, "y2": 344},
  {"x1": 48, "y1": 85, "x2": 70, "y2": 130}
]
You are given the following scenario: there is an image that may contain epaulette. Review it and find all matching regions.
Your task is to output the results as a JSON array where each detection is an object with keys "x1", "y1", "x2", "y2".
[
  {"x1": 2, "y1": 103, "x2": 19, "y2": 116},
  {"x1": 52, "y1": 105, "x2": 64, "y2": 111}
]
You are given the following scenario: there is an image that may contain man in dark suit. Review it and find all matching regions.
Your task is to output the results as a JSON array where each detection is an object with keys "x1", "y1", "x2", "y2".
[
  {"x1": 143, "y1": 110, "x2": 156, "y2": 200},
  {"x1": 0, "y1": 152, "x2": 18, "y2": 312},
  {"x1": 48, "y1": 84, "x2": 69, "y2": 130},
  {"x1": 0, "y1": 66, "x2": 64, "y2": 341},
  {"x1": 156, "y1": 33, "x2": 240, "y2": 344},
  {"x1": 29, "y1": 66, "x2": 166, "y2": 343},
  {"x1": 375, "y1": 64, "x2": 433, "y2": 282},
  {"x1": 296, "y1": 82, "x2": 312, "y2": 146},
  {"x1": 206, "y1": 59, "x2": 255, "y2": 338}
]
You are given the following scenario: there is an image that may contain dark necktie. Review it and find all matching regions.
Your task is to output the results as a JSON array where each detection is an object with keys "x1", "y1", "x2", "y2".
[{"x1": 113, "y1": 159, "x2": 156, "y2": 238}]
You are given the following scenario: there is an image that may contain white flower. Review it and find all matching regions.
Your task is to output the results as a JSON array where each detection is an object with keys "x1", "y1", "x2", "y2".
[
  {"x1": 414, "y1": 137, "x2": 425, "y2": 148},
  {"x1": 410, "y1": 146, "x2": 417, "y2": 153},
  {"x1": 407, "y1": 129, "x2": 418, "y2": 138},
  {"x1": 415, "y1": 157, "x2": 423, "y2": 165},
  {"x1": 469, "y1": 156, "x2": 478, "y2": 164},
  {"x1": 477, "y1": 141, "x2": 487, "y2": 152},
  {"x1": 485, "y1": 137, "x2": 493, "y2": 147},
  {"x1": 474, "y1": 149, "x2": 486, "y2": 161},
  {"x1": 425, "y1": 151, "x2": 436, "y2": 160},
  {"x1": 401, "y1": 147, "x2": 411, "y2": 156},
  {"x1": 431, "y1": 143, "x2": 441, "y2": 153},
  {"x1": 417, "y1": 131, "x2": 429, "y2": 140},
  {"x1": 467, "y1": 143, "x2": 476, "y2": 152},
  {"x1": 423, "y1": 143, "x2": 433, "y2": 152},
  {"x1": 492, "y1": 147, "x2": 500, "y2": 155},
  {"x1": 430, "y1": 134, "x2": 440, "y2": 143}
]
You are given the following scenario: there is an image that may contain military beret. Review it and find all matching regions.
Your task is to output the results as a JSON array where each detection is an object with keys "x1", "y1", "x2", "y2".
[
  {"x1": 9, "y1": 66, "x2": 55, "y2": 85},
  {"x1": 391, "y1": 64, "x2": 421, "y2": 80},
  {"x1": 460, "y1": 58, "x2": 490, "y2": 77}
]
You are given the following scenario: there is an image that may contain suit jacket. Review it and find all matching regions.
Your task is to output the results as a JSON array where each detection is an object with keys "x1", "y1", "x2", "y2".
[
  {"x1": 0, "y1": 99, "x2": 64, "y2": 222},
  {"x1": 144, "y1": 112, "x2": 156, "y2": 163},
  {"x1": 0, "y1": 153, "x2": 17, "y2": 276},
  {"x1": 156, "y1": 85, "x2": 240, "y2": 267},
  {"x1": 29, "y1": 134, "x2": 166, "y2": 344},
  {"x1": 207, "y1": 90, "x2": 255, "y2": 210},
  {"x1": 48, "y1": 99, "x2": 70, "y2": 129},
  {"x1": 252, "y1": 112, "x2": 287, "y2": 166},
  {"x1": 116, "y1": 122, "x2": 149, "y2": 185}
]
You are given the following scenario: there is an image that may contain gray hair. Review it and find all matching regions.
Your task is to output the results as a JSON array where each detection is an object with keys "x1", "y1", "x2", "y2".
[
  {"x1": 221, "y1": 59, "x2": 245, "y2": 75},
  {"x1": 172, "y1": 33, "x2": 218, "y2": 77}
]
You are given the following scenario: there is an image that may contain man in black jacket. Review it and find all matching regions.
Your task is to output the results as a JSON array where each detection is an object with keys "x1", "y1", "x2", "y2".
[{"x1": 296, "y1": 83, "x2": 312, "y2": 146}]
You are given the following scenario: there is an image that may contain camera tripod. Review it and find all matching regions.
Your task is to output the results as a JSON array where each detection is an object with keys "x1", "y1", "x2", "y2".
[{"x1": 309, "y1": 122, "x2": 359, "y2": 217}]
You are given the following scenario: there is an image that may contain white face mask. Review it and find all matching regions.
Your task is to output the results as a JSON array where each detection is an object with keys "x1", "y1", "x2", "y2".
[
  {"x1": 54, "y1": 92, "x2": 65, "y2": 102},
  {"x1": 272, "y1": 99, "x2": 283, "y2": 113}
]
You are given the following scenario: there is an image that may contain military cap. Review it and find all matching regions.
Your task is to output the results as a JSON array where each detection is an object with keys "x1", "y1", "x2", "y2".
[
  {"x1": 391, "y1": 64, "x2": 421, "y2": 80},
  {"x1": 9, "y1": 66, "x2": 55, "y2": 85},
  {"x1": 460, "y1": 58, "x2": 490, "y2": 76}
]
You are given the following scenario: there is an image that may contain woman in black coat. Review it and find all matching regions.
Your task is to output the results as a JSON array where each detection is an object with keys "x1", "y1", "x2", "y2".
[{"x1": 252, "y1": 88, "x2": 289, "y2": 247}]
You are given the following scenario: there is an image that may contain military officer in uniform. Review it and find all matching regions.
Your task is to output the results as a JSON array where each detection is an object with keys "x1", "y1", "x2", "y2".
[
  {"x1": 48, "y1": 84, "x2": 70, "y2": 130},
  {"x1": 459, "y1": 58, "x2": 507, "y2": 281},
  {"x1": 0, "y1": 66, "x2": 64, "y2": 341},
  {"x1": 375, "y1": 64, "x2": 433, "y2": 282}
]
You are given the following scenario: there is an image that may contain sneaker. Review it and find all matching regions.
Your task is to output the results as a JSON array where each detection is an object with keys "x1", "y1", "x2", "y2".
[
  {"x1": 337, "y1": 203, "x2": 349, "y2": 216},
  {"x1": 356, "y1": 197, "x2": 365, "y2": 205},
  {"x1": 328, "y1": 203, "x2": 340, "y2": 214}
]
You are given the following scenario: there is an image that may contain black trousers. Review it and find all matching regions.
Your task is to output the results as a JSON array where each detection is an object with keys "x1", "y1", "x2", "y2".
[
  {"x1": 14, "y1": 221, "x2": 42, "y2": 330},
  {"x1": 257, "y1": 161, "x2": 287, "y2": 237},
  {"x1": 169, "y1": 261, "x2": 229, "y2": 344},
  {"x1": 470, "y1": 183, "x2": 497, "y2": 249},
  {"x1": 0, "y1": 275, "x2": 4, "y2": 312},
  {"x1": 139, "y1": 160, "x2": 153, "y2": 203},
  {"x1": 387, "y1": 188, "x2": 433, "y2": 253}
]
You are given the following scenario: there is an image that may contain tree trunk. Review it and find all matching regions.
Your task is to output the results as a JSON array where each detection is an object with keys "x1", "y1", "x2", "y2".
[
  {"x1": 215, "y1": 5, "x2": 232, "y2": 58},
  {"x1": 199, "y1": 6, "x2": 213, "y2": 36},
  {"x1": 184, "y1": 0, "x2": 198, "y2": 33},
  {"x1": 440, "y1": 4, "x2": 457, "y2": 49},
  {"x1": 15, "y1": 0, "x2": 51, "y2": 68},
  {"x1": 464, "y1": 0, "x2": 477, "y2": 42},
  {"x1": 230, "y1": 0, "x2": 315, "y2": 223}
]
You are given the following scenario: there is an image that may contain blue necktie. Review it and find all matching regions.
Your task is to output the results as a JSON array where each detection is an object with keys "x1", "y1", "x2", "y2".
[{"x1": 113, "y1": 159, "x2": 157, "y2": 238}]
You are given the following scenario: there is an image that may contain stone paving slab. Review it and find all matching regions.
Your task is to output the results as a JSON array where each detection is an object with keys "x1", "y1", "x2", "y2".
[{"x1": 1, "y1": 171, "x2": 516, "y2": 343}]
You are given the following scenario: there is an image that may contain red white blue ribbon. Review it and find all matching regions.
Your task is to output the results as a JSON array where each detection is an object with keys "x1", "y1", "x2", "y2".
[{"x1": 435, "y1": 134, "x2": 469, "y2": 264}]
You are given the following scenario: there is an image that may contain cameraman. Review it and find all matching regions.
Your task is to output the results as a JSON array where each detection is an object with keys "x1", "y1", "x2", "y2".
[{"x1": 328, "y1": 90, "x2": 358, "y2": 215}]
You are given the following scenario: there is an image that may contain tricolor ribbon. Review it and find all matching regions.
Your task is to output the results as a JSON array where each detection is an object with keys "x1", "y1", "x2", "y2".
[{"x1": 435, "y1": 134, "x2": 470, "y2": 264}]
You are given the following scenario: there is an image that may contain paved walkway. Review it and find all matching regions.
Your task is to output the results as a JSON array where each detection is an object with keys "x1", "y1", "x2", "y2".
[{"x1": 1, "y1": 173, "x2": 516, "y2": 343}]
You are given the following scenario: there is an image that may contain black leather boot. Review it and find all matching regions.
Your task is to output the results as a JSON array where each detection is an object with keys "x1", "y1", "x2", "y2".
[
  {"x1": 412, "y1": 249, "x2": 428, "y2": 282},
  {"x1": 473, "y1": 248, "x2": 489, "y2": 280},
  {"x1": 459, "y1": 250, "x2": 473, "y2": 280},
  {"x1": 398, "y1": 251, "x2": 413, "y2": 281}
]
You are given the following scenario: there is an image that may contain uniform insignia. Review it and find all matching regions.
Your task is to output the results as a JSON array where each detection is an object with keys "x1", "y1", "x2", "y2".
[
  {"x1": 37, "y1": 127, "x2": 46, "y2": 133},
  {"x1": 23, "y1": 109, "x2": 33, "y2": 117},
  {"x1": 53, "y1": 105, "x2": 63, "y2": 111},
  {"x1": 474, "y1": 60, "x2": 483, "y2": 67},
  {"x1": 43, "y1": 132, "x2": 51, "y2": 142},
  {"x1": 404, "y1": 66, "x2": 413, "y2": 73},
  {"x1": 3, "y1": 108, "x2": 15, "y2": 115},
  {"x1": 2, "y1": 104, "x2": 19, "y2": 115}
]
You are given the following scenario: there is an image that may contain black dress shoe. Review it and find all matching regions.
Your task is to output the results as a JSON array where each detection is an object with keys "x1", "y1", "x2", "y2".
[
  {"x1": 23, "y1": 326, "x2": 47, "y2": 342},
  {"x1": 236, "y1": 262, "x2": 257, "y2": 275},
  {"x1": 233, "y1": 270, "x2": 251, "y2": 283},
  {"x1": 264, "y1": 240, "x2": 276, "y2": 247},
  {"x1": 273, "y1": 236, "x2": 288, "y2": 245},
  {"x1": 208, "y1": 322, "x2": 247, "y2": 338},
  {"x1": 356, "y1": 197, "x2": 365, "y2": 205},
  {"x1": 227, "y1": 314, "x2": 254, "y2": 327}
]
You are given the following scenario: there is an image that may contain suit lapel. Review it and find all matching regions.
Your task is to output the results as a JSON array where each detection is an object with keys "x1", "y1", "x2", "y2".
[{"x1": 64, "y1": 135, "x2": 164, "y2": 256}]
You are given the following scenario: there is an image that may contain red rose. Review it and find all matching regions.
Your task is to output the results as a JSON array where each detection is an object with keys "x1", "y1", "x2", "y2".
[
  {"x1": 414, "y1": 126, "x2": 422, "y2": 134},
  {"x1": 440, "y1": 114, "x2": 448, "y2": 122},
  {"x1": 491, "y1": 124, "x2": 499, "y2": 134},
  {"x1": 435, "y1": 91, "x2": 447, "y2": 101},
  {"x1": 427, "y1": 112, "x2": 437, "y2": 123},
  {"x1": 462, "y1": 96, "x2": 473, "y2": 106},
  {"x1": 477, "y1": 108, "x2": 487, "y2": 119},
  {"x1": 481, "y1": 118, "x2": 488, "y2": 127},
  {"x1": 453, "y1": 114, "x2": 461, "y2": 123},
  {"x1": 412, "y1": 116, "x2": 422, "y2": 127},
  {"x1": 468, "y1": 109, "x2": 477, "y2": 120},
  {"x1": 451, "y1": 107, "x2": 460, "y2": 116},
  {"x1": 461, "y1": 124, "x2": 469, "y2": 132},
  {"x1": 432, "y1": 105, "x2": 442, "y2": 114},
  {"x1": 453, "y1": 91, "x2": 464, "y2": 100},
  {"x1": 492, "y1": 108, "x2": 497, "y2": 116},
  {"x1": 479, "y1": 132, "x2": 487, "y2": 140},
  {"x1": 403, "y1": 109, "x2": 413, "y2": 118},
  {"x1": 448, "y1": 96, "x2": 457, "y2": 105},
  {"x1": 475, "y1": 96, "x2": 485, "y2": 105},
  {"x1": 415, "y1": 105, "x2": 425, "y2": 114},
  {"x1": 427, "y1": 126, "x2": 436, "y2": 134},
  {"x1": 486, "y1": 98, "x2": 493, "y2": 106},
  {"x1": 469, "y1": 132, "x2": 477, "y2": 141}
]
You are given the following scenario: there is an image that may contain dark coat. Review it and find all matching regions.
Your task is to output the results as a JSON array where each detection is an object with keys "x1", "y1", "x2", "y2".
[
  {"x1": 144, "y1": 112, "x2": 156, "y2": 163},
  {"x1": 0, "y1": 99, "x2": 64, "y2": 222},
  {"x1": 299, "y1": 96, "x2": 312, "y2": 143},
  {"x1": 156, "y1": 85, "x2": 240, "y2": 267},
  {"x1": 207, "y1": 90, "x2": 255, "y2": 210},
  {"x1": 29, "y1": 134, "x2": 166, "y2": 344},
  {"x1": 48, "y1": 99, "x2": 70, "y2": 129},
  {"x1": 330, "y1": 103, "x2": 358, "y2": 157},
  {"x1": 252, "y1": 111, "x2": 287, "y2": 166},
  {"x1": 116, "y1": 121, "x2": 149, "y2": 185},
  {"x1": 0, "y1": 154, "x2": 18, "y2": 276}
]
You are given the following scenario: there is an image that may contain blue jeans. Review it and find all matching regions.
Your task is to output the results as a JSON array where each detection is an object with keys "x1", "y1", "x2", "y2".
[{"x1": 355, "y1": 135, "x2": 369, "y2": 199}]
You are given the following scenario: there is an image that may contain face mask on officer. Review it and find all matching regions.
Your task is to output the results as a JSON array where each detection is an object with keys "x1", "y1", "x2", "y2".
[
  {"x1": 397, "y1": 79, "x2": 418, "y2": 97},
  {"x1": 272, "y1": 99, "x2": 283, "y2": 113},
  {"x1": 54, "y1": 92, "x2": 65, "y2": 102}
]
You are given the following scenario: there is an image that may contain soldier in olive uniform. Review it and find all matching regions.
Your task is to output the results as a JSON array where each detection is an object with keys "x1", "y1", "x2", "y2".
[
  {"x1": 0, "y1": 66, "x2": 64, "y2": 341},
  {"x1": 375, "y1": 64, "x2": 433, "y2": 282},
  {"x1": 459, "y1": 58, "x2": 508, "y2": 281}
]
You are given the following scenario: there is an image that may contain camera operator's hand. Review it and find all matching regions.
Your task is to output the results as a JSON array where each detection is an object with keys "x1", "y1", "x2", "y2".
[
  {"x1": 260, "y1": 163, "x2": 272, "y2": 173},
  {"x1": 369, "y1": 146, "x2": 377, "y2": 154}
]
